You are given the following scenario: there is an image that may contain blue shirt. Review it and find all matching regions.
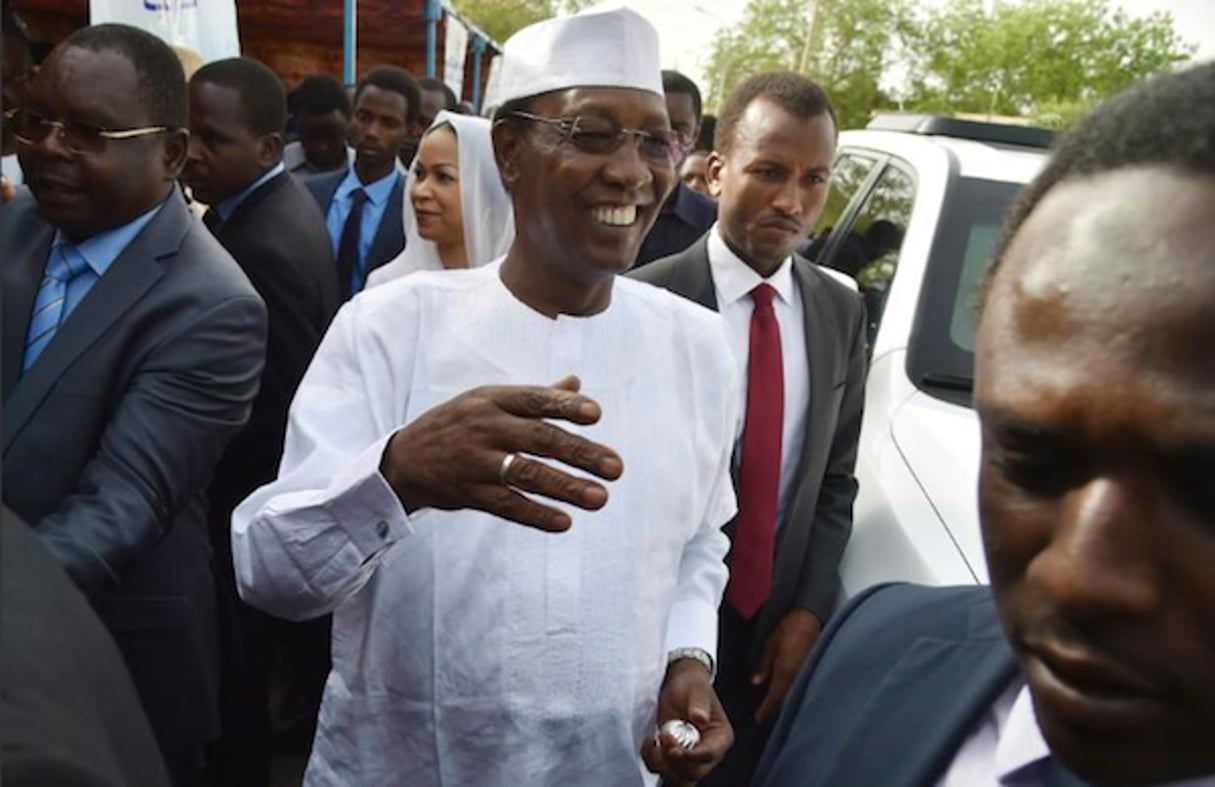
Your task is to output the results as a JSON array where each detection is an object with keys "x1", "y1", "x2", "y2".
[
  {"x1": 215, "y1": 162, "x2": 285, "y2": 221},
  {"x1": 324, "y1": 167, "x2": 401, "y2": 295},
  {"x1": 50, "y1": 202, "x2": 163, "y2": 323}
]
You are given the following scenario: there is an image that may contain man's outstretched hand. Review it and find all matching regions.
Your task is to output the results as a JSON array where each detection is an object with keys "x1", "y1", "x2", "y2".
[{"x1": 379, "y1": 375, "x2": 623, "y2": 533}]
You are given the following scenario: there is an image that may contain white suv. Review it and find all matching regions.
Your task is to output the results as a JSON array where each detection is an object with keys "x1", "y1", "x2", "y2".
[{"x1": 803, "y1": 116, "x2": 1050, "y2": 599}]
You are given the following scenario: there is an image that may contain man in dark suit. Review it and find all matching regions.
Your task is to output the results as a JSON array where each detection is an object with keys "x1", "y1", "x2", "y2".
[
  {"x1": 757, "y1": 62, "x2": 1215, "y2": 787},
  {"x1": 305, "y1": 65, "x2": 419, "y2": 300},
  {"x1": 630, "y1": 71, "x2": 867, "y2": 784},
  {"x1": 634, "y1": 69, "x2": 717, "y2": 268},
  {"x1": 1, "y1": 24, "x2": 267, "y2": 785},
  {"x1": 181, "y1": 56, "x2": 339, "y2": 787},
  {"x1": 1, "y1": 506, "x2": 171, "y2": 787}
]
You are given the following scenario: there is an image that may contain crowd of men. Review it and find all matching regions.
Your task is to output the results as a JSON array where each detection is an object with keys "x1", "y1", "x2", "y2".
[{"x1": 1, "y1": 3, "x2": 1213, "y2": 787}]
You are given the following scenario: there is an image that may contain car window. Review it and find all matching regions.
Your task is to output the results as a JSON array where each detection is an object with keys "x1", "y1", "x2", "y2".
[
  {"x1": 907, "y1": 176, "x2": 1026, "y2": 406},
  {"x1": 836, "y1": 164, "x2": 915, "y2": 346},
  {"x1": 803, "y1": 152, "x2": 878, "y2": 260}
]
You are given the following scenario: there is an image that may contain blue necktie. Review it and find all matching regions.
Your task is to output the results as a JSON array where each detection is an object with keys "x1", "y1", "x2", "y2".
[{"x1": 23, "y1": 244, "x2": 88, "y2": 372}]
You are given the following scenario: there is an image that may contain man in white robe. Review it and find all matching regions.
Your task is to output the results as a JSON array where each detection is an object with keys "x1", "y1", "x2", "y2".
[{"x1": 232, "y1": 6, "x2": 739, "y2": 787}]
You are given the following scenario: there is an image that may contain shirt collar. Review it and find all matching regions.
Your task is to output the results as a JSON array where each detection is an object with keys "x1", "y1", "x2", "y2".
[
  {"x1": 215, "y1": 162, "x2": 284, "y2": 221},
  {"x1": 706, "y1": 222, "x2": 795, "y2": 308},
  {"x1": 995, "y1": 684, "x2": 1051, "y2": 783},
  {"x1": 337, "y1": 165, "x2": 400, "y2": 207},
  {"x1": 996, "y1": 683, "x2": 1215, "y2": 787},
  {"x1": 52, "y1": 201, "x2": 164, "y2": 278}
]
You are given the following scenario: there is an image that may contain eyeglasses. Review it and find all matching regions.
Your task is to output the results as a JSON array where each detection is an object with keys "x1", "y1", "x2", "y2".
[
  {"x1": 509, "y1": 111, "x2": 684, "y2": 167},
  {"x1": 11, "y1": 108, "x2": 170, "y2": 155}
]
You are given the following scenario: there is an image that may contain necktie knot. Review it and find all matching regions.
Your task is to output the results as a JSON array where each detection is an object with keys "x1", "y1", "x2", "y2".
[
  {"x1": 350, "y1": 187, "x2": 368, "y2": 208},
  {"x1": 751, "y1": 283, "x2": 777, "y2": 309},
  {"x1": 46, "y1": 245, "x2": 88, "y2": 283}
]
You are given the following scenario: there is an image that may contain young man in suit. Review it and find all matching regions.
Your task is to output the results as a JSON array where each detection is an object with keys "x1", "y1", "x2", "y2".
[
  {"x1": 305, "y1": 65, "x2": 418, "y2": 300},
  {"x1": 630, "y1": 71, "x2": 867, "y2": 785},
  {"x1": 0, "y1": 24, "x2": 267, "y2": 785},
  {"x1": 182, "y1": 56, "x2": 339, "y2": 787},
  {"x1": 633, "y1": 69, "x2": 717, "y2": 268},
  {"x1": 757, "y1": 61, "x2": 1215, "y2": 787}
]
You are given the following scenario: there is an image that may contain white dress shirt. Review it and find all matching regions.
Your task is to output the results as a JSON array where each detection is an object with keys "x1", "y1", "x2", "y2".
[
  {"x1": 707, "y1": 225, "x2": 810, "y2": 529},
  {"x1": 232, "y1": 263, "x2": 739, "y2": 786},
  {"x1": 2, "y1": 153, "x2": 23, "y2": 186},
  {"x1": 940, "y1": 679, "x2": 1215, "y2": 787}
]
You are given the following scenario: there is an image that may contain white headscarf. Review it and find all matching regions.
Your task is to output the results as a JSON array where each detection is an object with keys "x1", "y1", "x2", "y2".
[{"x1": 367, "y1": 111, "x2": 514, "y2": 286}]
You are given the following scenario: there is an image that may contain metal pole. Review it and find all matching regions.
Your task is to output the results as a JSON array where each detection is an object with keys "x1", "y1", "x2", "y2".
[
  {"x1": 425, "y1": 0, "x2": 442, "y2": 78},
  {"x1": 343, "y1": 0, "x2": 356, "y2": 84},
  {"x1": 471, "y1": 36, "x2": 486, "y2": 111}
]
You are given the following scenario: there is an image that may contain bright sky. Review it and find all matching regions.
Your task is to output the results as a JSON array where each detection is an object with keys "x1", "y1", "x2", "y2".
[{"x1": 621, "y1": 0, "x2": 1215, "y2": 99}]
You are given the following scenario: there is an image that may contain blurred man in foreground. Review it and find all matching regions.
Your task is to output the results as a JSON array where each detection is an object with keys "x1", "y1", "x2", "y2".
[{"x1": 756, "y1": 60, "x2": 1215, "y2": 787}]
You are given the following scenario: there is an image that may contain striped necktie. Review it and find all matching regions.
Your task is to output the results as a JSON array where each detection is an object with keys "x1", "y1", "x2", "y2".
[{"x1": 23, "y1": 244, "x2": 89, "y2": 372}]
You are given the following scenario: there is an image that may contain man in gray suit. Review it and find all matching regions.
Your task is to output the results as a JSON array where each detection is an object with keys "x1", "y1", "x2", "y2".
[
  {"x1": 1, "y1": 24, "x2": 267, "y2": 785},
  {"x1": 630, "y1": 71, "x2": 867, "y2": 784},
  {"x1": 756, "y1": 61, "x2": 1215, "y2": 787}
]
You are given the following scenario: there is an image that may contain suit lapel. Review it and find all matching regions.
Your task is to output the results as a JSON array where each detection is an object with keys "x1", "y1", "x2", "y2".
[
  {"x1": 2, "y1": 195, "x2": 187, "y2": 453},
  {"x1": 218, "y1": 171, "x2": 285, "y2": 239},
  {"x1": 822, "y1": 602, "x2": 1020, "y2": 787},
  {"x1": 365, "y1": 172, "x2": 404, "y2": 273},
  {"x1": 670, "y1": 237, "x2": 718, "y2": 310},
  {"x1": 2, "y1": 218, "x2": 55, "y2": 398}
]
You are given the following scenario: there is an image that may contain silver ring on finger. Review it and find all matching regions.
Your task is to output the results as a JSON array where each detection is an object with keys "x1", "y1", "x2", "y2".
[{"x1": 499, "y1": 452, "x2": 519, "y2": 486}]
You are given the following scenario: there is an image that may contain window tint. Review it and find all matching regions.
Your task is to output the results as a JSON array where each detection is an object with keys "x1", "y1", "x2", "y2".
[
  {"x1": 803, "y1": 152, "x2": 877, "y2": 260},
  {"x1": 837, "y1": 164, "x2": 915, "y2": 345},
  {"x1": 907, "y1": 177, "x2": 1025, "y2": 406}
]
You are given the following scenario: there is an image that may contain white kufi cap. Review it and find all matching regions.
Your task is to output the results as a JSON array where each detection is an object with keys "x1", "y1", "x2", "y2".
[{"x1": 493, "y1": 4, "x2": 663, "y2": 106}]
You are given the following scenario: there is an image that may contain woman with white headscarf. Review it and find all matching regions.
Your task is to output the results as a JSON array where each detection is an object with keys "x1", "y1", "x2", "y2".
[{"x1": 367, "y1": 111, "x2": 514, "y2": 285}]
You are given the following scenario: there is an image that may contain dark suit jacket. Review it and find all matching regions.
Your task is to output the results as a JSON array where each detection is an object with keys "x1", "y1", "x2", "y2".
[
  {"x1": 755, "y1": 584, "x2": 1091, "y2": 787},
  {"x1": 1, "y1": 507, "x2": 170, "y2": 787},
  {"x1": 629, "y1": 236, "x2": 867, "y2": 659},
  {"x1": 206, "y1": 171, "x2": 339, "y2": 538},
  {"x1": 634, "y1": 181, "x2": 717, "y2": 268},
  {"x1": 303, "y1": 166, "x2": 405, "y2": 286},
  {"x1": 1, "y1": 190, "x2": 268, "y2": 759}
]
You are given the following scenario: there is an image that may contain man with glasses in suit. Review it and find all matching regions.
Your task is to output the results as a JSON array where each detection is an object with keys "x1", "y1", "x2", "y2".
[{"x1": 1, "y1": 24, "x2": 266, "y2": 785}]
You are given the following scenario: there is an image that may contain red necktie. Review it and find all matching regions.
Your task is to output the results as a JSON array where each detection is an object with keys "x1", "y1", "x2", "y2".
[{"x1": 727, "y1": 284, "x2": 784, "y2": 620}]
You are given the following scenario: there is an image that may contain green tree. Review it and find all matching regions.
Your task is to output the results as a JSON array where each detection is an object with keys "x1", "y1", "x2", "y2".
[
  {"x1": 703, "y1": 0, "x2": 910, "y2": 129},
  {"x1": 906, "y1": 0, "x2": 1195, "y2": 122},
  {"x1": 451, "y1": 0, "x2": 589, "y2": 45}
]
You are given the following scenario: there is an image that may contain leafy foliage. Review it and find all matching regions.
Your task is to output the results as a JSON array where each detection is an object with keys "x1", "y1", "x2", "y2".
[
  {"x1": 450, "y1": 0, "x2": 589, "y2": 46},
  {"x1": 703, "y1": 0, "x2": 1197, "y2": 131}
]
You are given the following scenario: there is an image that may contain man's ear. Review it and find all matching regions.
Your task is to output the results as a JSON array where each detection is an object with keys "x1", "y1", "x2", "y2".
[
  {"x1": 163, "y1": 128, "x2": 190, "y2": 180},
  {"x1": 705, "y1": 150, "x2": 725, "y2": 199},
  {"x1": 258, "y1": 131, "x2": 284, "y2": 169},
  {"x1": 492, "y1": 119, "x2": 523, "y2": 190}
]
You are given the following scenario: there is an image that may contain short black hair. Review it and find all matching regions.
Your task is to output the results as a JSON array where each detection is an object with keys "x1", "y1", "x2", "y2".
[
  {"x1": 982, "y1": 61, "x2": 1215, "y2": 313},
  {"x1": 63, "y1": 24, "x2": 186, "y2": 128},
  {"x1": 662, "y1": 70, "x2": 702, "y2": 125},
  {"x1": 353, "y1": 65, "x2": 421, "y2": 125},
  {"x1": 696, "y1": 114, "x2": 715, "y2": 153},
  {"x1": 191, "y1": 57, "x2": 287, "y2": 137},
  {"x1": 715, "y1": 71, "x2": 835, "y2": 154},
  {"x1": 293, "y1": 74, "x2": 351, "y2": 119},
  {"x1": 418, "y1": 76, "x2": 459, "y2": 112}
]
